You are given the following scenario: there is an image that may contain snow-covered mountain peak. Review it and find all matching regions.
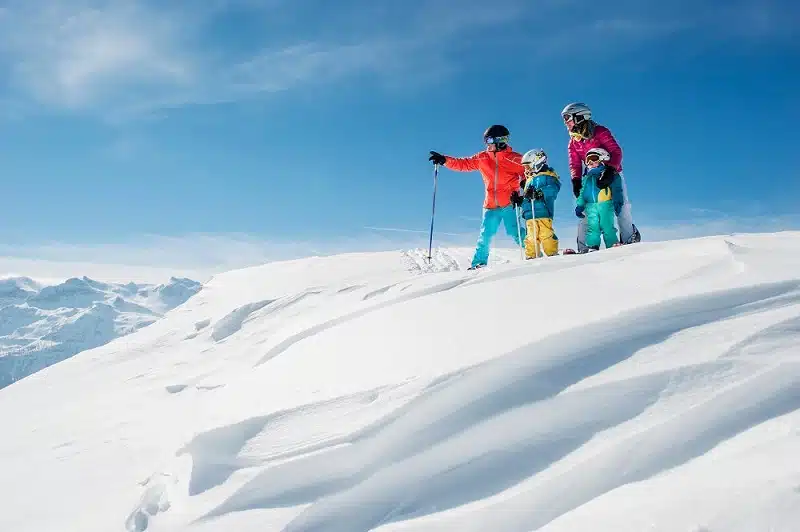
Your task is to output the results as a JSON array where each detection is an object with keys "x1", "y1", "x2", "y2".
[
  {"x1": 140, "y1": 276, "x2": 205, "y2": 313},
  {"x1": 0, "y1": 276, "x2": 42, "y2": 305},
  {"x1": 0, "y1": 275, "x2": 202, "y2": 389}
]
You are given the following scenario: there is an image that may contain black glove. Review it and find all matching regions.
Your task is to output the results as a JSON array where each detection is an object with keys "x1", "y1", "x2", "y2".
[
  {"x1": 575, "y1": 205, "x2": 585, "y2": 218},
  {"x1": 572, "y1": 179, "x2": 582, "y2": 198},
  {"x1": 510, "y1": 190, "x2": 522, "y2": 207},
  {"x1": 532, "y1": 188, "x2": 544, "y2": 201},
  {"x1": 429, "y1": 151, "x2": 446, "y2": 166},
  {"x1": 597, "y1": 165, "x2": 616, "y2": 189}
]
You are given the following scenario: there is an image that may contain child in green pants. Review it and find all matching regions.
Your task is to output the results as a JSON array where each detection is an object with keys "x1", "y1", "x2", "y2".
[{"x1": 574, "y1": 148, "x2": 623, "y2": 250}]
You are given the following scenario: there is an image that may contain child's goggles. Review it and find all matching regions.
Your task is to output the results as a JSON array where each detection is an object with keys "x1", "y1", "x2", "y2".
[
  {"x1": 485, "y1": 135, "x2": 509, "y2": 145},
  {"x1": 585, "y1": 153, "x2": 603, "y2": 164}
]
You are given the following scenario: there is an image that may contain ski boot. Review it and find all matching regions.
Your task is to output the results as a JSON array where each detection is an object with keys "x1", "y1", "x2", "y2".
[{"x1": 627, "y1": 224, "x2": 642, "y2": 244}]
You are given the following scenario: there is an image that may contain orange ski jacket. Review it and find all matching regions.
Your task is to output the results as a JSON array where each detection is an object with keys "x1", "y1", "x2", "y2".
[{"x1": 444, "y1": 146, "x2": 525, "y2": 209}]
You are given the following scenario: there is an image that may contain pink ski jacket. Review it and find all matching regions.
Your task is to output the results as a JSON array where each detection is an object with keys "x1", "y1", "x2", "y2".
[{"x1": 567, "y1": 124, "x2": 623, "y2": 181}]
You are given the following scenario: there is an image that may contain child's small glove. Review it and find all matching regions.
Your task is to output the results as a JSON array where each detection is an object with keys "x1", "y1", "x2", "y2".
[
  {"x1": 510, "y1": 190, "x2": 523, "y2": 207},
  {"x1": 575, "y1": 205, "x2": 585, "y2": 218},
  {"x1": 597, "y1": 165, "x2": 616, "y2": 189}
]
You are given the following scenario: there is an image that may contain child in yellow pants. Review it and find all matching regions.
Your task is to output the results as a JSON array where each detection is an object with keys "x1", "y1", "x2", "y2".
[{"x1": 511, "y1": 149, "x2": 561, "y2": 258}]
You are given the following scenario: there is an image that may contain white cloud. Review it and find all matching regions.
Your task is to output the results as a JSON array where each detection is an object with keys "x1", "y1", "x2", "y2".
[
  {"x1": 0, "y1": 0, "x2": 793, "y2": 118},
  {"x1": 0, "y1": 233, "x2": 286, "y2": 283},
  {"x1": 636, "y1": 214, "x2": 800, "y2": 243},
  {"x1": 228, "y1": 41, "x2": 391, "y2": 94},
  {"x1": 0, "y1": 230, "x2": 472, "y2": 284},
  {"x1": 363, "y1": 226, "x2": 468, "y2": 238},
  {"x1": 1, "y1": 209, "x2": 797, "y2": 284},
  {"x1": 1, "y1": 1, "x2": 194, "y2": 112},
  {"x1": 0, "y1": 0, "x2": 526, "y2": 117}
]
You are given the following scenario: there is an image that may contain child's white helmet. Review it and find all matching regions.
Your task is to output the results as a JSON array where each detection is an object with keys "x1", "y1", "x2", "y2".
[
  {"x1": 585, "y1": 147, "x2": 610, "y2": 164},
  {"x1": 521, "y1": 148, "x2": 548, "y2": 172}
]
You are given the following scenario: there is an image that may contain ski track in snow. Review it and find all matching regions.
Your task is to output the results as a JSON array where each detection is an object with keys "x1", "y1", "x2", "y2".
[{"x1": 1, "y1": 237, "x2": 799, "y2": 532}]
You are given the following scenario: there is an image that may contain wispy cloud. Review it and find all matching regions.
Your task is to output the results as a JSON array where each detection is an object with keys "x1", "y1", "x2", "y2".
[
  {"x1": 0, "y1": 229, "x2": 476, "y2": 283},
  {"x1": 364, "y1": 226, "x2": 467, "y2": 238},
  {"x1": 1, "y1": 207, "x2": 797, "y2": 283},
  {"x1": 0, "y1": 0, "x2": 523, "y2": 118},
  {"x1": 0, "y1": 1, "x2": 195, "y2": 113},
  {"x1": 0, "y1": 0, "x2": 794, "y2": 118},
  {"x1": 636, "y1": 212, "x2": 800, "y2": 243}
]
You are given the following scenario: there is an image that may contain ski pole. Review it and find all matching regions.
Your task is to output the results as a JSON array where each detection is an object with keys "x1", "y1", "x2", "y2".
[
  {"x1": 427, "y1": 164, "x2": 439, "y2": 263},
  {"x1": 537, "y1": 191, "x2": 553, "y2": 259},
  {"x1": 515, "y1": 205, "x2": 524, "y2": 260}
]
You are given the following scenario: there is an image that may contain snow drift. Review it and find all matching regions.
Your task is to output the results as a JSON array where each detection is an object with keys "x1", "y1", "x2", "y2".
[
  {"x1": 0, "y1": 233, "x2": 798, "y2": 532},
  {"x1": 0, "y1": 275, "x2": 201, "y2": 388}
]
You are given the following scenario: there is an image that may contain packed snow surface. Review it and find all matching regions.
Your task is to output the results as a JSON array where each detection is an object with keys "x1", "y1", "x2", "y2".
[
  {"x1": 0, "y1": 276, "x2": 201, "y2": 388},
  {"x1": 0, "y1": 233, "x2": 798, "y2": 532}
]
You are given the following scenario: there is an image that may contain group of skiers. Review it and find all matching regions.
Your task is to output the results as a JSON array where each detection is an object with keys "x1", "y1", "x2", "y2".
[{"x1": 428, "y1": 102, "x2": 641, "y2": 270}]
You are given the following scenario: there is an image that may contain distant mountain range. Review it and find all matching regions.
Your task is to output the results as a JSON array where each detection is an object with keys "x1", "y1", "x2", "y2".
[{"x1": 0, "y1": 275, "x2": 201, "y2": 388}]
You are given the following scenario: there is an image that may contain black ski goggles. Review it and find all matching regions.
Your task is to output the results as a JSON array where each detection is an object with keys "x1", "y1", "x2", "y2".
[
  {"x1": 485, "y1": 135, "x2": 509, "y2": 145},
  {"x1": 563, "y1": 113, "x2": 586, "y2": 124}
]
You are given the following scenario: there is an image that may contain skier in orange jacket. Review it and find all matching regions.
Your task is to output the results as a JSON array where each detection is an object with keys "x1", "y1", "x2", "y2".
[{"x1": 429, "y1": 125, "x2": 526, "y2": 269}]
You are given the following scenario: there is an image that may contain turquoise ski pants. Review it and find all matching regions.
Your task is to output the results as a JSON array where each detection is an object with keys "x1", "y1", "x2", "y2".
[
  {"x1": 584, "y1": 202, "x2": 619, "y2": 248},
  {"x1": 472, "y1": 206, "x2": 525, "y2": 267}
]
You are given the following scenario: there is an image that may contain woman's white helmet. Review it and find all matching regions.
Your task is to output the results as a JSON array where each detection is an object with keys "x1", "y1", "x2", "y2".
[
  {"x1": 521, "y1": 148, "x2": 548, "y2": 172},
  {"x1": 585, "y1": 147, "x2": 610, "y2": 163},
  {"x1": 561, "y1": 102, "x2": 592, "y2": 123}
]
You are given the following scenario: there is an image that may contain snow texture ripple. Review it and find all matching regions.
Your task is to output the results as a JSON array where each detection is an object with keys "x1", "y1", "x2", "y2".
[{"x1": 0, "y1": 235, "x2": 798, "y2": 532}]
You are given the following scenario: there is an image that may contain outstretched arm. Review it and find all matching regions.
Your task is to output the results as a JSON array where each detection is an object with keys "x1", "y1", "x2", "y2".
[{"x1": 445, "y1": 154, "x2": 481, "y2": 172}]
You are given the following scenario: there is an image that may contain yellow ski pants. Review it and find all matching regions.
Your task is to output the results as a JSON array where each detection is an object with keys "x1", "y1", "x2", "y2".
[{"x1": 524, "y1": 218, "x2": 558, "y2": 258}]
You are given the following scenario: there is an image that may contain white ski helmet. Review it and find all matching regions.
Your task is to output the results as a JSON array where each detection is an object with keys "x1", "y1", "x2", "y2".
[
  {"x1": 585, "y1": 147, "x2": 610, "y2": 164},
  {"x1": 521, "y1": 149, "x2": 548, "y2": 173},
  {"x1": 561, "y1": 102, "x2": 591, "y2": 123}
]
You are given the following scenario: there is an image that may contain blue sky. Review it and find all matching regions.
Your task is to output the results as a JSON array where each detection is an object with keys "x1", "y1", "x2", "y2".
[{"x1": 0, "y1": 0, "x2": 798, "y2": 276}]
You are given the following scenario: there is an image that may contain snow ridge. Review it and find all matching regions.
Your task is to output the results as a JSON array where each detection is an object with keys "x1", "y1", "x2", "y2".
[{"x1": 0, "y1": 233, "x2": 798, "y2": 532}]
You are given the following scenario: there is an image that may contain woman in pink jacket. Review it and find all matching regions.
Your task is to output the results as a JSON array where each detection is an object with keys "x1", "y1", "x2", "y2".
[{"x1": 562, "y1": 102, "x2": 641, "y2": 251}]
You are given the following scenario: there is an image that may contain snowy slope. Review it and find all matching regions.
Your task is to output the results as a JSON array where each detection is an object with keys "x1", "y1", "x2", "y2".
[
  {"x1": 0, "y1": 276, "x2": 202, "y2": 388},
  {"x1": 0, "y1": 234, "x2": 798, "y2": 532}
]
